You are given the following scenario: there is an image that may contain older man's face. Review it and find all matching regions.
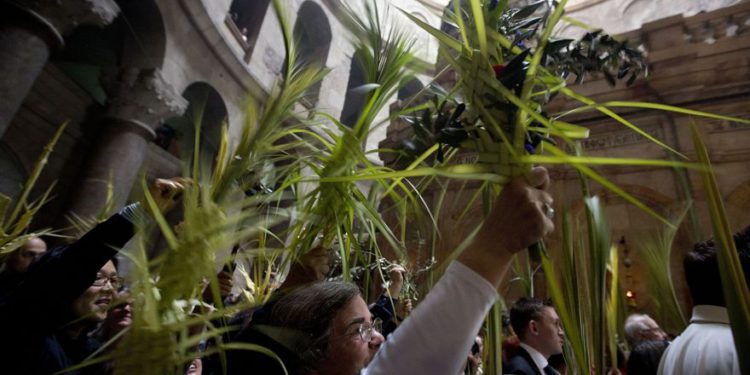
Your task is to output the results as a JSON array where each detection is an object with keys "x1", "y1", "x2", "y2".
[
  {"x1": 6, "y1": 237, "x2": 46, "y2": 273},
  {"x1": 315, "y1": 296, "x2": 385, "y2": 375},
  {"x1": 640, "y1": 316, "x2": 668, "y2": 341}
]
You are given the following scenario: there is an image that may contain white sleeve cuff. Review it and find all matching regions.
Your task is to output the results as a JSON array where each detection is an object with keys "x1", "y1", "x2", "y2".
[
  {"x1": 447, "y1": 260, "x2": 499, "y2": 302},
  {"x1": 364, "y1": 260, "x2": 498, "y2": 375}
]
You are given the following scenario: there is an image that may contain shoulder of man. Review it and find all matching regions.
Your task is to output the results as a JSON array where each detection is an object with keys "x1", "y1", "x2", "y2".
[{"x1": 503, "y1": 350, "x2": 539, "y2": 375}]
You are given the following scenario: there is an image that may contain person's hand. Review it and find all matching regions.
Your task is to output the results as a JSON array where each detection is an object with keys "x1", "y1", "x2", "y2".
[
  {"x1": 397, "y1": 298, "x2": 413, "y2": 319},
  {"x1": 475, "y1": 167, "x2": 554, "y2": 256},
  {"x1": 387, "y1": 264, "x2": 406, "y2": 297},
  {"x1": 145, "y1": 177, "x2": 188, "y2": 216},
  {"x1": 459, "y1": 167, "x2": 554, "y2": 287},
  {"x1": 302, "y1": 245, "x2": 332, "y2": 282},
  {"x1": 281, "y1": 246, "x2": 332, "y2": 289}
]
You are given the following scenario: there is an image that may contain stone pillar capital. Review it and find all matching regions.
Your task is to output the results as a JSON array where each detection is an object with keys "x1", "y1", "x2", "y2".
[
  {"x1": 9, "y1": 0, "x2": 120, "y2": 47},
  {"x1": 106, "y1": 68, "x2": 188, "y2": 139}
]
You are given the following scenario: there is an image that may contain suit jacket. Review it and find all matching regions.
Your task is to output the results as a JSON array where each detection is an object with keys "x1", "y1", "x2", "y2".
[{"x1": 504, "y1": 346, "x2": 556, "y2": 375}]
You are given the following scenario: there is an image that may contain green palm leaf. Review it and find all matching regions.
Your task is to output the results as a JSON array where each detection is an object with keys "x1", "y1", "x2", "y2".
[
  {"x1": 637, "y1": 204, "x2": 689, "y2": 334},
  {"x1": 691, "y1": 122, "x2": 750, "y2": 375}
]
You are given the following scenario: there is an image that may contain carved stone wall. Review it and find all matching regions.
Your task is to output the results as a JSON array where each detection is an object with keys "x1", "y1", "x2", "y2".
[
  {"x1": 2, "y1": 0, "x2": 748, "y2": 315},
  {"x1": 0, "y1": 0, "x2": 444, "y2": 226},
  {"x1": 378, "y1": 1, "x2": 750, "y2": 319}
]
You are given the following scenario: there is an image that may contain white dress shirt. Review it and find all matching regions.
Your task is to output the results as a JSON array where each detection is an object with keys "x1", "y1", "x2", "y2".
[
  {"x1": 657, "y1": 305, "x2": 741, "y2": 375},
  {"x1": 364, "y1": 261, "x2": 498, "y2": 375}
]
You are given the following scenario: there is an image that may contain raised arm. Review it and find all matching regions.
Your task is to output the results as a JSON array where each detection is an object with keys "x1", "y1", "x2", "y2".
[
  {"x1": 365, "y1": 167, "x2": 554, "y2": 375},
  {"x1": 1, "y1": 178, "x2": 186, "y2": 328}
]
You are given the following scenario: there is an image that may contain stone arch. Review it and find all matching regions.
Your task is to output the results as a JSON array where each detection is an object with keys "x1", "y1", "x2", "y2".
[
  {"x1": 228, "y1": 0, "x2": 272, "y2": 52},
  {"x1": 293, "y1": 1, "x2": 332, "y2": 107},
  {"x1": 160, "y1": 82, "x2": 228, "y2": 162},
  {"x1": 340, "y1": 51, "x2": 367, "y2": 127},
  {"x1": 52, "y1": 0, "x2": 167, "y2": 104}
]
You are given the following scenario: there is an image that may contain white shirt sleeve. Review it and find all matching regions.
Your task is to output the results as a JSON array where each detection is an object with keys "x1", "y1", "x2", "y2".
[{"x1": 363, "y1": 261, "x2": 498, "y2": 375}]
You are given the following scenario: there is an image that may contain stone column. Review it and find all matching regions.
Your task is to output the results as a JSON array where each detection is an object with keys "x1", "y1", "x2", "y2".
[
  {"x1": 0, "y1": 0, "x2": 119, "y2": 136},
  {"x1": 66, "y1": 68, "x2": 187, "y2": 220}
]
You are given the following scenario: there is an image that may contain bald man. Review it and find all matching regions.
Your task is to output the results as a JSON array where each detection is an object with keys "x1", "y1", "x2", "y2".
[{"x1": 0, "y1": 237, "x2": 47, "y2": 295}]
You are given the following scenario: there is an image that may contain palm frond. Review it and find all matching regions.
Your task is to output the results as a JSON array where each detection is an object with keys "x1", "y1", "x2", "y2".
[
  {"x1": 691, "y1": 121, "x2": 750, "y2": 375},
  {"x1": 636, "y1": 203, "x2": 690, "y2": 334},
  {"x1": 0, "y1": 123, "x2": 64, "y2": 257}
]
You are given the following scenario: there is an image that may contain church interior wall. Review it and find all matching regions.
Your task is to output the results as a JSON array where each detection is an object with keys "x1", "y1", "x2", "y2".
[{"x1": 1, "y1": 0, "x2": 748, "y2": 320}]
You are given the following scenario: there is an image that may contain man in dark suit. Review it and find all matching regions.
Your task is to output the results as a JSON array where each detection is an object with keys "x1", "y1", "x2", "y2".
[{"x1": 504, "y1": 298, "x2": 564, "y2": 375}]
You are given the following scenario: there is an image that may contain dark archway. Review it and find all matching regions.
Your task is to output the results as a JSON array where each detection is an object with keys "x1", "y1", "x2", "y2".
[
  {"x1": 340, "y1": 51, "x2": 367, "y2": 127},
  {"x1": 160, "y1": 82, "x2": 228, "y2": 163},
  {"x1": 292, "y1": 1, "x2": 332, "y2": 107},
  {"x1": 398, "y1": 78, "x2": 425, "y2": 103},
  {"x1": 228, "y1": 0, "x2": 272, "y2": 52}
]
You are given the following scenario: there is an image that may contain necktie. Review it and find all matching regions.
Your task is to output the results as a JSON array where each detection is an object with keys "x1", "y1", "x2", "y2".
[{"x1": 543, "y1": 365, "x2": 560, "y2": 375}]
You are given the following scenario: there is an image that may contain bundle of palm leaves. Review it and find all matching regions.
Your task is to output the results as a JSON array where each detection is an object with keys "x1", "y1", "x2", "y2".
[
  {"x1": 398, "y1": 0, "x2": 750, "y2": 373},
  {"x1": 8, "y1": 1, "x2": 749, "y2": 374}
]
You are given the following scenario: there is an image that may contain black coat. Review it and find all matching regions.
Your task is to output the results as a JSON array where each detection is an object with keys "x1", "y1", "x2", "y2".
[
  {"x1": 0, "y1": 213, "x2": 134, "y2": 374},
  {"x1": 504, "y1": 346, "x2": 557, "y2": 375}
]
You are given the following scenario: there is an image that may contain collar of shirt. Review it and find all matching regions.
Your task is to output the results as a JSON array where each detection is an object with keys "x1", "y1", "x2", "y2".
[
  {"x1": 519, "y1": 342, "x2": 548, "y2": 374},
  {"x1": 691, "y1": 305, "x2": 730, "y2": 325}
]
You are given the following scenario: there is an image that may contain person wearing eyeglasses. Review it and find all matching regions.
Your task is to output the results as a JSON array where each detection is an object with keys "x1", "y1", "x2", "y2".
[
  {"x1": 225, "y1": 281, "x2": 385, "y2": 375},
  {"x1": 71, "y1": 263, "x2": 123, "y2": 324},
  {"x1": 225, "y1": 167, "x2": 554, "y2": 375},
  {"x1": 0, "y1": 178, "x2": 185, "y2": 375}
]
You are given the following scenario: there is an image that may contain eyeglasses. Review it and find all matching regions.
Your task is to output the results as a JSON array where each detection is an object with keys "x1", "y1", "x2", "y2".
[
  {"x1": 92, "y1": 273, "x2": 123, "y2": 290},
  {"x1": 348, "y1": 318, "x2": 383, "y2": 342}
]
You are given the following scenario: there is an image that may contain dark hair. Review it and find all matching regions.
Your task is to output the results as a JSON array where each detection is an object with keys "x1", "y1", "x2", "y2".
[
  {"x1": 268, "y1": 281, "x2": 361, "y2": 369},
  {"x1": 510, "y1": 297, "x2": 554, "y2": 340},
  {"x1": 684, "y1": 225, "x2": 750, "y2": 306},
  {"x1": 626, "y1": 339, "x2": 669, "y2": 375}
]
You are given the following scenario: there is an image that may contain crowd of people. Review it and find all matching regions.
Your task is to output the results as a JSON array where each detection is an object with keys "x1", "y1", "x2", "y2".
[{"x1": 0, "y1": 168, "x2": 748, "y2": 375}]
